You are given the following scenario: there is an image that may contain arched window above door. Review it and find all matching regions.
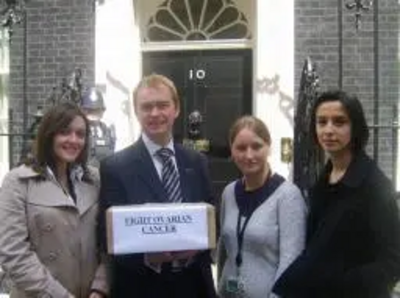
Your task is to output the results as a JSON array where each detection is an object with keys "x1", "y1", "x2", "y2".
[{"x1": 144, "y1": 0, "x2": 251, "y2": 42}]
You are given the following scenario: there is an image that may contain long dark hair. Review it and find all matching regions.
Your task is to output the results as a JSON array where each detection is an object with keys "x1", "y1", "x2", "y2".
[
  {"x1": 310, "y1": 90, "x2": 369, "y2": 154},
  {"x1": 25, "y1": 101, "x2": 91, "y2": 179}
]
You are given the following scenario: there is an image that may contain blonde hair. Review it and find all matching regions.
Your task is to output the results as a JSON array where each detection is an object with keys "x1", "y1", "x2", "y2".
[
  {"x1": 229, "y1": 115, "x2": 271, "y2": 145},
  {"x1": 132, "y1": 74, "x2": 180, "y2": 110}
]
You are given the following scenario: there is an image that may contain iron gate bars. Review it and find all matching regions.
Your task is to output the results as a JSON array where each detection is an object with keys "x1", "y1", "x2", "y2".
[{"x1": 293, "y1": 57, "x2": 323, "y2": 198}]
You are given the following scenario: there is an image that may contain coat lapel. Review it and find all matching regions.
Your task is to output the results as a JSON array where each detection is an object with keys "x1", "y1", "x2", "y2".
[
  {"x1": 175, "y1": 145, "x2": 194, "y2": 203},
  {"x1": 18, "y1": 165, "x2": 98, "y2": 215},
  {"x1": 19, "y1": 166, "x2": 77, "y2": 209},
  {"x1": 75, "y1": 182, "x2": 98, "y2": 215},
  {"x1": 134, "y1": 140, "x2": 167, "y2": 203},
  {"x1": 128, "y1": 140, "x2": 196, "y2": 203}
]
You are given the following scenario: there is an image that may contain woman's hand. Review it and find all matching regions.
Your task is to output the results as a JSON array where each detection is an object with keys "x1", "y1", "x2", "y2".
[
  {"x1": 88, "y1": 291, "x2": 105, "y2": 298},
  {"x1": 172, "y1": 250, "x2": 198, "y2": 260},
  {"x1": 145, "y1": 252, "x2": 174, "y2": 265}
]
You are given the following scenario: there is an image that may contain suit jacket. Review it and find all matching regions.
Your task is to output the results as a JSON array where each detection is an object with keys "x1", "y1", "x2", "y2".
[
  {"x1": 0, "y1": 165, "x2": 107, "y2": 298},
  {"x1": 273, "y1": 152, "x2": 400, "y2": 298},
  {"x1": 98, "y1": 138, "x2": 217, "y2": 298}
]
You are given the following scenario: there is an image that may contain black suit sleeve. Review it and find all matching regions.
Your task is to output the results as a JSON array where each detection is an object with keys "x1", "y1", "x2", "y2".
[
  {"x1": 97, "y1": 158, "x2": 127, "y2": 253},
  {"x1": 98, "y1": 158, "x2": 146, "y2": 274},
  {"x1": 194, "y1": 153, "x2": 217, "y2": 268},
  {"x1": 199, "y1": 152, "x2": 214, "y2": 206}
]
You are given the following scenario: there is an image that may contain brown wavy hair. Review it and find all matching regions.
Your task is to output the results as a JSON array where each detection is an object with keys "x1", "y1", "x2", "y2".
[{"x1": 26, "y1": 101, "x2": 90, "y2": 177}]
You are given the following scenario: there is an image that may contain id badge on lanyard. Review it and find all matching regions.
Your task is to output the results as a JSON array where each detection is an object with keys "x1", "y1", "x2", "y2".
[
  {"x1": 224, "y1": 211, "x2": 253, "y2": 297},
  {"x1": 225, "y1": 270, "x2": 245, "y2": 297}
]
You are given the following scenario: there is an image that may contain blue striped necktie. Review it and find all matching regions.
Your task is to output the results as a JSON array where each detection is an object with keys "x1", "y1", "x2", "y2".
[{"x1": 157, "y1": 148, "x2": 183, "y2": 203}]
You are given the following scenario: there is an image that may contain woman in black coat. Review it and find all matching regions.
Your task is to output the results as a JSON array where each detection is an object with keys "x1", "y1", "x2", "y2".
[{"x1": 273, "y1": 90, "x2": 400, "y2": 298}]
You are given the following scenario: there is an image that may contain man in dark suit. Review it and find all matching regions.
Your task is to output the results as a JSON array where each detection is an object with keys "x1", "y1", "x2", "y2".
[{"x1": 98, "y1": 74, "x2": 217, "y2": 298}]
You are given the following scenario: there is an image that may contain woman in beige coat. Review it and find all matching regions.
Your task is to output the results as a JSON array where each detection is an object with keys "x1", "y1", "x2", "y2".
[{"x1": 0, "y1": 102, "x2": 108, "y2": 298}]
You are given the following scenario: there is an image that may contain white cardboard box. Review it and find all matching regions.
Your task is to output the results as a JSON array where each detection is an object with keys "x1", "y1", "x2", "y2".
[{"x1": 106, "y1": 202, "x2": 216, "y2": 255}]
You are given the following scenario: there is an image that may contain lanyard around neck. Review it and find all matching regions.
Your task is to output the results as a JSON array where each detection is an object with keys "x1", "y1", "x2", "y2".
[
  {"x1": 234, "y1": 172, "x2": 285, "y2": 268},
  {"x1": 235, "y1": 208, "x2": 256, "y2": 268}
]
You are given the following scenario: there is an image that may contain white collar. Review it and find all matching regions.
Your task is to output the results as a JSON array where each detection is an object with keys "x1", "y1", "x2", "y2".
[{"x1": 141, "y1": 133, "x2": 175, "y2": 158}]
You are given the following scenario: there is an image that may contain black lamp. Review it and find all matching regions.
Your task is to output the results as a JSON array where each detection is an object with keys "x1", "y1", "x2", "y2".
[
  {"x1": 345, "y1": 0, "x2": 372, "y2": 31},
  {"x1": 1, "y1": 0, "x2": 27, "y2": 40}
]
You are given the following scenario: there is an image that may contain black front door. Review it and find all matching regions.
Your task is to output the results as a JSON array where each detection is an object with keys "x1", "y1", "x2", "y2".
[{"x1": 142, "y1": 49, "x2": 252, "y2": 201}]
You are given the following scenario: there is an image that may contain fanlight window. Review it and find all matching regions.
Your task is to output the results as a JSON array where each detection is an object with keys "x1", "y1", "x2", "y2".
[{"x1": 145, "y1": 0, "x2": 251, "y2": 41}]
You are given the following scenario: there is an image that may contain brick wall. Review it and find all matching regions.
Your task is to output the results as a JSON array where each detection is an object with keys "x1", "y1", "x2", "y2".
[
  {"x1": 9, "y1": 0, "x2": 95, "y2": 166},
  {"x1": 295, "y1": 0, "x2": 400, "y2": 182}
]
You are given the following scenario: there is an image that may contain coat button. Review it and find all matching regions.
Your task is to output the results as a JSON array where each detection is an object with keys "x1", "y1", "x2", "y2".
[
  {"x1": 48, "y1": 252, "x2": 57, "y2": 261},
  {"x1": 43, "y1": 223, "x2": 53, "y2": 232}
]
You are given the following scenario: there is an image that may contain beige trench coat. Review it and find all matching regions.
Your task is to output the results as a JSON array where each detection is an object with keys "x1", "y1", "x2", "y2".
[{"x1": 0, "y1": 165, "x2": 108, "y2": 298}]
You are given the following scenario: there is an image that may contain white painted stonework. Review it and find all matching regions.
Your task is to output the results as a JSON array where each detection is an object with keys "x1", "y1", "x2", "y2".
[{"x1": 253, "y1": 0, "x2": 295, "y2": 178}]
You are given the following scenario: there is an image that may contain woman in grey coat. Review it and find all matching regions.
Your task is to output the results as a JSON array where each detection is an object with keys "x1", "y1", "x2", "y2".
[
  {"x1": 0, "y1": 102, "x2": 108, "y2": 298},
  {"x1": 218, "y1": 116, "x2": 307, "y2": 298}
]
